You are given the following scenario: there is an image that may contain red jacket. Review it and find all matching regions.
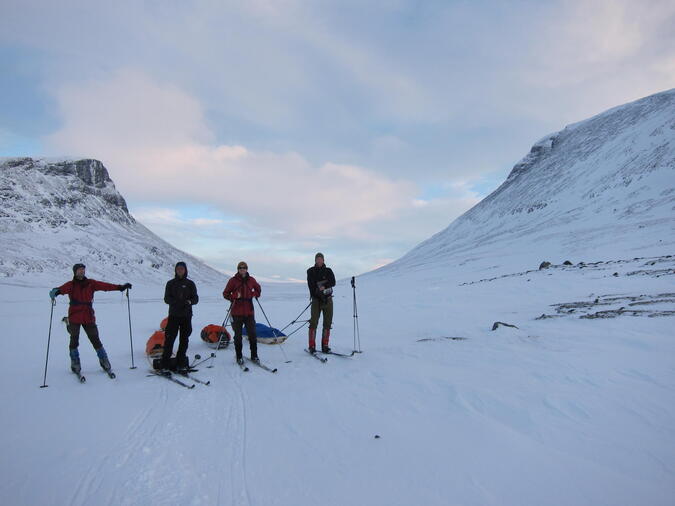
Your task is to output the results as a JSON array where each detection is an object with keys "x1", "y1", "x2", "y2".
[
  {"x1": 58, "y1": 278, "x2": 121, "y2": 324},
  {"x1": 222, "y1": 273, "x2": 261, "y2": 317}
]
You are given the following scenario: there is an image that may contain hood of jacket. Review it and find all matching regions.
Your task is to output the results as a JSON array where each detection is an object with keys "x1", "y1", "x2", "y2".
[{"x1": 174, "y1": 261, "x2": 188, "y2": 279}]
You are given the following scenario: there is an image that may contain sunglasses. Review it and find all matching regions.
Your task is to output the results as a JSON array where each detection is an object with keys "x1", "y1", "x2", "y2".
[{"x1": 238, "y1": 267, "x2": 248, "y2": 270}]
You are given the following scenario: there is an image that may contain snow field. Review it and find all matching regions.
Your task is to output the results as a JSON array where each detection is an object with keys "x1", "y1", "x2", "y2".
[{"x1": 1, "y1": 260, "x2": 673, "y2": 505}]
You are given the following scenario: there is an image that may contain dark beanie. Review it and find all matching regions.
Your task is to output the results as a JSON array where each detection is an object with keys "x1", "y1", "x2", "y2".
[
  {"x1": 72, "y1": 263, "x2": 86, "y2": 275},
  {"x1": 315, "y1": 252, "x2": 324, "y2": 260}
]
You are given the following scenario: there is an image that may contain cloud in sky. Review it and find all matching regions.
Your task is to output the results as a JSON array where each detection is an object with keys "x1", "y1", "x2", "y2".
[{"x1": 45, "y1": 69, "x2": 417, "y2": 239}]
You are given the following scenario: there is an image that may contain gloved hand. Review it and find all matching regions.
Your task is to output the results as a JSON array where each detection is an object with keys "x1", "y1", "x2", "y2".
[
  {"x1": 184, "y1": 300, "x2": 192, "y2": 306},
  {"x1": 119, "y1": 283, "x2": 132, "y2": 291},
  {"x1": 49, "y1": 288, "x2": 60, "y2": 300}
]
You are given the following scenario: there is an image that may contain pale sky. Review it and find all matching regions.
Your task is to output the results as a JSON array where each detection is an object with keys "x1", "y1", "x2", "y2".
[{"x1": 1, "y1": 0, "x2": 674, "y2": 280}]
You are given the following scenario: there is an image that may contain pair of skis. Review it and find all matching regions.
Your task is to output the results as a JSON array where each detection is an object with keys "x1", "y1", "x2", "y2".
[
  {"x1": 72, "y1": 368, "x2": 116, "y2": 383},
  {"x1": 148, "y1": 370, "x2": 196, "y2": 389},
  {"x1": 147, "y1": 368, "x2": 210, "y2": 389},
  {"x1": 304, "y1": 348, "x2": 356, "y2": 363},
  {"x1": 148, "y1": 354, "x2": 211, "y2": 389},
  {"x1": 237, "y1": 357, "x2": 277, "y2": 373}
]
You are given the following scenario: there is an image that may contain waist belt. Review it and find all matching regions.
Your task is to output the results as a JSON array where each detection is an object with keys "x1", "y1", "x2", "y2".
[{"x1": 70, "y1": 300, "x2": 93, "y2": 306}]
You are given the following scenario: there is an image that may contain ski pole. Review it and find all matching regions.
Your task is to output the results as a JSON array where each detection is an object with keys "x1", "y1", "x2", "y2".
[
  {"x1": 126, "y1": 289, "x2": 136, "y2": 369},
  {"x1": 255, "y1": 298, "x2": 291, "y2": 363},
  {"x1": 192, "y1": 352, "x2": 216, "y2": 369},
  {"x1": 218, "y1": 301, "x2": 233, "y2": 342},
  {"x1": 40, "y1": 299, "x2": 56, "y2": 388},
  {"x1": 209, "y1": 301, "x2": 233, "y2": 368},
  {"x1": 351, "y1": 276, "x2": 362, "y2": 353}
]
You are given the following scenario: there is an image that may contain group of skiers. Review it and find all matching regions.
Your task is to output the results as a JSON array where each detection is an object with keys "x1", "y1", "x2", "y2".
[{"x1": 49, "y1": 253, "x2": 336, "y2": 375}]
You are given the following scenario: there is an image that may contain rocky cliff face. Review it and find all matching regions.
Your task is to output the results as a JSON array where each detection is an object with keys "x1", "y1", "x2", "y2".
[
  {"x1": 377, "y1": 88, "x2": 675, "y2": 276},
  {"x1": 0, "y1": 157, "x2": 226, "y2": 284},
  {"x1": 1, "y1": 158, "x2": 132, "y2": 229}
]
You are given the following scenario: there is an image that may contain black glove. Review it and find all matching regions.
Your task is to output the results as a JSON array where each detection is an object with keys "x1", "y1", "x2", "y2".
[
  {"x1": 184, "y1": 300, "x2": 192, "y2": 306},
  {"x1": 119, "y1": 283, "x2": 132, "y2": 291}
]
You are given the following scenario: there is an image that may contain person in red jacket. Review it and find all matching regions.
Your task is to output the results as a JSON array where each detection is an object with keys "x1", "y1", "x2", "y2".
[
  {"x1": 49, "y1": 263, "x2": 132, "y2": 375},
  {"x1": 222, "y1": 261, "x2": 261, "y2": 364}
]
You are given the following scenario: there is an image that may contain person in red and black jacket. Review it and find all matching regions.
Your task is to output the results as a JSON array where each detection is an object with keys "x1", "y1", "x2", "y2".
[
  {"x1": 222, "y1": 261, "x2": 261, "y2": 364},
  {"x1": 49, "y1": 263, "x2": 132, "y2": 375}
]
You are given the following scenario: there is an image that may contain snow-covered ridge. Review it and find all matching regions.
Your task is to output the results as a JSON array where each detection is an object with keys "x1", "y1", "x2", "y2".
[
  {"x1": 0, "y1": 157, "x2": 226, "y2": 285},
  {"x1": 378, "y1": 88, "x2": 675, "y2": 277}
]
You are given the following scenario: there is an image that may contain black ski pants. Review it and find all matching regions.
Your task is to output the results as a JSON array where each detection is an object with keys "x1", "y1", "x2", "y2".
[
  {"x1": 162, "y1": 315, "x2": 192, "y2": 367},
  {"x1": 68, "y1": 323, "x2": 103, "y2": 351},
  {"x1": 231, "y1": 315, "x2": 258, "y2": 360}
]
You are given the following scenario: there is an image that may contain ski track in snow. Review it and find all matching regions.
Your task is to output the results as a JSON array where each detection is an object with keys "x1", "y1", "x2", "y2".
[
  {"x1": 61, "y1": 357, "x2": 254, "y2": 506},
  {"x1": 222, "y1": 357, "x2": 252, "y2": 506}
]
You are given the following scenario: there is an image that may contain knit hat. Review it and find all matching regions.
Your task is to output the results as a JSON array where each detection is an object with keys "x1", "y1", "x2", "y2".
[
  {"x1": 72, "y1": 263, "x2": 86, "y2": 275},
  {"x1": 315, "y1": 252, "x2": 324, "y2": 260},
  {"x1": 237, "y1": 261, "x2": 248, "y2": 270}
]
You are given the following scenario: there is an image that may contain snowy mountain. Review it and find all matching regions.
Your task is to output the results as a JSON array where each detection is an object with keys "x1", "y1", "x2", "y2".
[
  {"x1": 379, "y1": 88, "x2": 675, "y2": 278},
  {"x1": 0, "y1": 157, "x2": 226, "y2": 284}
]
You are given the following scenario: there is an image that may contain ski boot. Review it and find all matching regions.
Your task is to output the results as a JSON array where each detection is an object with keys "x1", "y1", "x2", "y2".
[
  {"x1": 96, "y1": 347, "x2": 112, "y2": 372},
  {"x1": 308, "y1": 328, "x2": 317, "y2": 353},
  {"x1": 236, "y1": 356, "x2": 245, "y2": 366},
  {"x1": 153, "y1": 357, "x2": 169, "y2": 376},
  {"x1": 250, "y1": 355, "x2": 260, "y2": 364},
  {"x1": 321, "y1": 329, "x2": 331, "y2": 354},
  {"x1": 176, "y1": 356, "x2": 189, "y2": 375},
  {"x1": 70, "y1": 349, "x2": 81, "y2": 374}
]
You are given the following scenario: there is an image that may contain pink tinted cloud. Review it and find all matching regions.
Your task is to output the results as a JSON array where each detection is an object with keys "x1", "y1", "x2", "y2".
[{"x1": 45, "y1": 69, "x2": 417, "y2": 238}]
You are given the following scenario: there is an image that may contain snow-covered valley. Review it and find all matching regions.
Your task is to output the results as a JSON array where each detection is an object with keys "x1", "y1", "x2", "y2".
[
  {"x1": 1, "y1": 88, "x2": 674, "y2": 505},
  {"x1": 1, "y1": 249, "x2": 673, "y2": 505}
]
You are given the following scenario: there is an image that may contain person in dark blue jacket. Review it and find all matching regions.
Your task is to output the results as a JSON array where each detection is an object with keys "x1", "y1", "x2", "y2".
[{"x1": 162, "y1": 261, "x2": 199, "y2": 372}]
